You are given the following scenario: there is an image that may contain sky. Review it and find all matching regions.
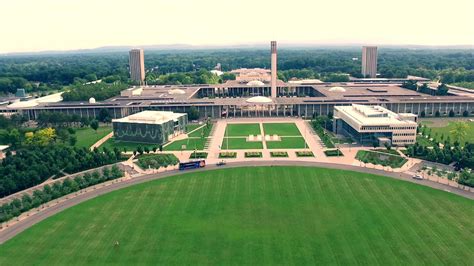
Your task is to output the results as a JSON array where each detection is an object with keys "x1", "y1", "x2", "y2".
[{"x1": 0, "y1": 0, "x2": 473, "y2": 53}]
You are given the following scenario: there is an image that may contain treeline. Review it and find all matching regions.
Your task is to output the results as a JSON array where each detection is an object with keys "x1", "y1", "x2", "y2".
[
  {"x1": 1, "y1": 48, "x2": 473, "y2": 96},
  {"x1": 146, "y1": 69, "x2": 222, "y2": 85},
  {"x1": 0, "y1": 165, "x2": 123, "y2": 223},
  {"x1": 62, "y1": 82, "x2": 129, "y2": 101},
  {"x1": 0, "y1": 145, "x2": 123, "y2": 197},
  {"x1": 406, "y1": 142, "x2": 474, "y2": 178},
  {"x1": 402, "y1": 81, "x2": 449, "y2": 96}
]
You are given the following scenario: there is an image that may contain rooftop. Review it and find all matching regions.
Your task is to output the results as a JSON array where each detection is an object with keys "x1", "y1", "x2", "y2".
[
  {"x1": 112, "y1": 111, "x2": 186, "y2": 125},
  {"x1": 334, "y1": 104, "x2": 417, "y2": 126}
]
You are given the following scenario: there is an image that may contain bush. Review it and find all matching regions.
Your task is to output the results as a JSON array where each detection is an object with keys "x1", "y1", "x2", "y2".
[
  {"x1": 245, "y1": 152, "x2": 262, "y2": 158},
  {"x1": 189, "y1": 152, "x2": 208, "y2": 159},
  {"x1": 296, "y1": 151, "x2": 314, "y2": 157},
  {"x1": 270, "y1": 151, "x2": 288, "y2": 157},
  {"x1": 137, "y1": 154, "x2": 179, "y2": 169},
  {"x1": 219, "y1": 152, "x2": 237, "y2": 158},
  {"x1": 324, "y1": 149, "x2": 344, "y2": 157}
]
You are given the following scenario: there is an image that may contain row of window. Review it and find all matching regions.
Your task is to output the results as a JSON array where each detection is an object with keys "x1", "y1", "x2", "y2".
[
  {"x1": 391, "y1": 126, "x2": 417, "y2": 130},
  {"x1": 360, "y1": 126, "x2": 390, "y2": 131},
  {"x1": 392, "y1": 139, "x2": 415, "y2": 143},
  {"x1": 393, "y1": 133, "x2": 416, "y2": 137}
]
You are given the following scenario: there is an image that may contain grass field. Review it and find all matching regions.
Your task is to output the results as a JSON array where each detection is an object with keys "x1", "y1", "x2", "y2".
[
  {"x1": 421, "y1": 121, "x2": 474, "y2": 144},
  {"x1": 266, "y1": 137, "x2": 307, "y2": 149},
  {"x1": 1, "y1": 166, "x2": 472, "y2": 265},
  {"x1": 164, "y1": 138, "x2": 207, "y2": 151},
  {"x1": 262, "y1": 123, "x2": 301, "y2": 136},
  {"x1": 225, "y1": 123, "x2": 261, "y2": 137},
  {"x1": 74, "y1": 126, "x2": 112, "y2": 149},
  {"x1": 221, "y1": 138, "x2": 263, "y2": 149},
  {"x1": 100, "y1": 138, "x2": 157, "y2": 151}
]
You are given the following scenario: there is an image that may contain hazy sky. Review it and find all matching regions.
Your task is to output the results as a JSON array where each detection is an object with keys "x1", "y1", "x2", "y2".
[{"x1": 1, "y1": 0, "x2": 473, "y2": 53}]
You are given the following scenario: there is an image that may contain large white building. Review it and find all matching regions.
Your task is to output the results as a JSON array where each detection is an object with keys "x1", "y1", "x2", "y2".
[
  {"x1": 361, "y1": 46, "x2": 378, "y2": 78},
  {"x1": 333, "y1": 104, "x2": 417, "y2": 146},
  {"x1": 129, "y1": 49, "x2": 145, "y2": 84},
  {"x1": 112, "y1": 111, "x2": 187, "y2": 144}
]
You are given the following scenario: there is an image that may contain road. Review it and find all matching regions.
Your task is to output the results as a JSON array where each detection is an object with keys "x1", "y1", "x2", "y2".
[{"x1": 0, "y1": 161, "x2": 472, "y2": 244}]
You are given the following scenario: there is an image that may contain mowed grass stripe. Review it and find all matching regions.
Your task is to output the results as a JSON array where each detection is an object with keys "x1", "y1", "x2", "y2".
[
  {"x1": 397, "y1": 185, "x2": 473, "y2": 263},
  {"x1": 376, "y1": 181, "x2": 448, "y2": 264},
  {"x1": 364, "y1": 178, "x2": 437, "y2": 264},
  {"x1": 0, "y1": 167, "x2": 473, "y2": 265},
  {"x1": 337, "y1": 175, "x2": 382, "y2": 265}
]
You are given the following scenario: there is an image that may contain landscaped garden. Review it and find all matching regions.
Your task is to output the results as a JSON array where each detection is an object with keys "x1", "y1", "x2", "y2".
[
  {"x1": 136, "y1": 154, "x2": 179, "y2": 169},
  {"x1": 356, "y1": 149, "x2": 407, "y2": 168},
  {"x1": 2, "y1": 166, "x2": 472, "y2": 265}
]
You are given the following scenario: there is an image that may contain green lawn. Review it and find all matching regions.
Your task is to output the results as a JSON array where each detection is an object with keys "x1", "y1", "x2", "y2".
[
  {"x1": 262, "y1": 123, "x2": 301, "y2": 136},
  {"x1": 164, "y1": 138, "x2": 207, "y2": 151},
  {"x1": 266, "y1": 137, "x2": 307, "y2": 149},
  {"x1": 422, "y1": 121, "x2": 474, "y2": 144},
  {"x1": 100, "y1": 137, "x2": 157, "y2": 151},
  {"x1": 221, "y1": 138, "x2": 263, "y2": 150},
  {"x1": 188, "y1": 124, "x2": 213, "y2": 138},
  {"x1": 186, "y1": 124, "x2": 201, "y2": 133},
  {"x1": 74, "y1": 126, "x2": 112, "y2": 149},
  {"x1": 225, "y1": 123, "x2": 261, "y2": 137},
  {"x1": 1, "y1": 166, "x2": 472, "y2": 265},
  {"x1": 356, "y1": 150, "x2": 408, "y2": 168}
]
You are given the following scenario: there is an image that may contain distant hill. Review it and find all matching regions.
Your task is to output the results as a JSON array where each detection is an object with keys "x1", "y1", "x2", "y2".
[{"x1": 1, "y1": 43, "x2": 472, "y2": 56}]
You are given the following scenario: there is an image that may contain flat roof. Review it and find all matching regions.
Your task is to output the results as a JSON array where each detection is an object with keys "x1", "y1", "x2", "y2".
[
  {"x1": 335, "y1": 104, "x2": 417, "y2": 126},
  {"x1": 112, "y1": 111, "x2": 186, "y2": 125}
]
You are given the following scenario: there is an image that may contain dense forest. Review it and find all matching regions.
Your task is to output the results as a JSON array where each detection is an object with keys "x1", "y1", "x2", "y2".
[
  {"x1": 0, "y1": 144, "x2": 122, "y2": 198},
  {"x1": 0, "y1": 48, "x2": 473, "y2": 97}
]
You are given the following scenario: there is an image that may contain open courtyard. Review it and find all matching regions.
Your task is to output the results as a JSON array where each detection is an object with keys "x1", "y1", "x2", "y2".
[{"x1": 220, "y1": 121, "x2": 308, "y2": 150}]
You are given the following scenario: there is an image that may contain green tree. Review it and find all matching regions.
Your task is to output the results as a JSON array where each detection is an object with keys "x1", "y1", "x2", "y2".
[
  {"x1": 450, "y1": 121, "x2": 469, "y2": 144},
  {"x1": 90, "y1": 120, "x2": 99, "y2": 132}
]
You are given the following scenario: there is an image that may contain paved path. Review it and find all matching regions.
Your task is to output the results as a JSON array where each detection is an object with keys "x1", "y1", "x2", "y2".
[
  {"x1": 1, "y1": 160, "x2": 472, "y2": 245},
  {"x1": 90, "y1": 132, "x2": 113, "y2": 151}
]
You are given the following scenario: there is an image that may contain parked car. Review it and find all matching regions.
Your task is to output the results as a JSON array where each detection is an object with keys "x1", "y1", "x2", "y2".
[
  {"x1": 216, "y1": 160, "x2": 226, "y2": 166},
  {"x1": 412, "y1": 174, "x2": 423, "y2": 180}
]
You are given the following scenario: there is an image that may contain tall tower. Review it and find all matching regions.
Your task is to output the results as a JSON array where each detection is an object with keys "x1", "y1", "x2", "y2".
[
  {"x1": 361, "y1": 46, "x2": 377, "y2": 78},
  {"x1": 129, "y1": 48, "x2": 145, "y2": 84},
  {"x1": 271, "y1": 41, "x2": 277, "y2": 98}
]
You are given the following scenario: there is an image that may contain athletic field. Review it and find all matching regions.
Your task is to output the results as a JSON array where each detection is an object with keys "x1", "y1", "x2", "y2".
[{"x1": 1, "y1": 167, "x2": 472, "y2": 265}]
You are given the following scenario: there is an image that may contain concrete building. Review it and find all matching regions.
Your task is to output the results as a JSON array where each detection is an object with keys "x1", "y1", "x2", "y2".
[
  {"x1": 271, "y1": 41, "x2": 277, "y2": 98},
  {"x1": 112, "y1": 111, "x2": 187, "y2": 144},
  {"x1": 129, "y1": 49, "x2": 145, "y2": 84},
  {"x1": 362, "y1": 46, "x2": 378, "y2": 78},
  {"x1": 333, "y1": 104, "x2": 417, "y2": 146}
]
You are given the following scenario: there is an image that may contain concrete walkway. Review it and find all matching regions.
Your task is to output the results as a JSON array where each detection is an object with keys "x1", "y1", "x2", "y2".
[{"x1": 90, "y1": 132, "x2": 113, "y2": 151}]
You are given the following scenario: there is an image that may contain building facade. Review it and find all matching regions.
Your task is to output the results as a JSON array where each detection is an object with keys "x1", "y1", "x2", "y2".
[
  {"x1": 129, "y1": 49, "x2": 145, "y2": 84},
  {"x1": 112, "y1": 111, "x2": 187, "y2": 145},
  {"x1": 333, "y1": 104, "x2": 417, "y2": 146},
  {"x1": 362, "y1": 46, "x2": 378, "y2": 78}
]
